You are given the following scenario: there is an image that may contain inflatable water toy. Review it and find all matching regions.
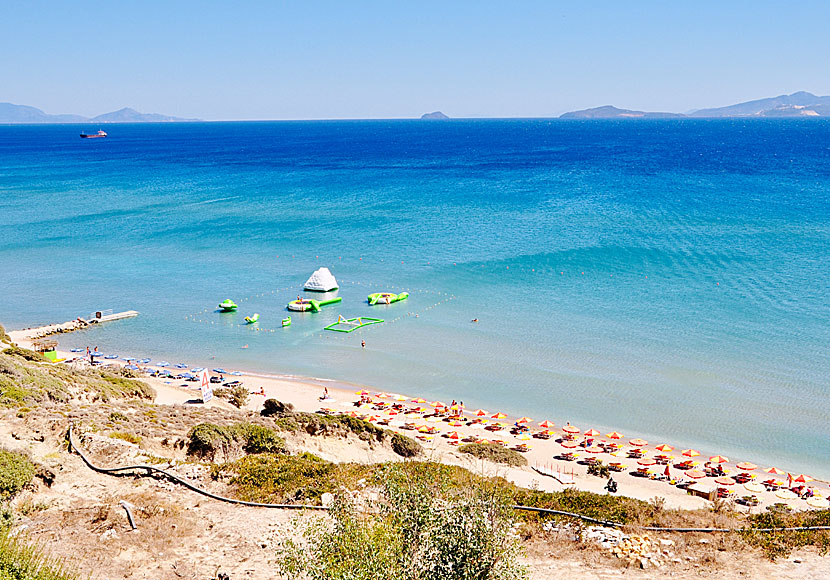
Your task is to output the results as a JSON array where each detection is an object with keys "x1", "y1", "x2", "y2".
[
  {"x1": 219, "y1": 299, "x2": 238, "y2": 312},
  {"x1": 287, "y1": 296, "x2": 342, "y2": 312},
  {"x1": 304, "y1": 267, "x2": 338, "y2": 291},
  {"x1": 368, "y1": 292, "x2": 409, "y2": 305},
  {"x1": 244, "y1": 313, "x2": 260, "y2": 324},
  {"x1": 282, "y1": 316, "x2": 292, "y2": 327},
  {"x1": 324, "y1": 315, "x2": 384, "y2": 333}
]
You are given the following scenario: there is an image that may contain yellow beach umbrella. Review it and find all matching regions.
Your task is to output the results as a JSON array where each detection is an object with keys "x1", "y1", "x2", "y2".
[
  {"x1": 736, "y1": 462, "x2": 757, "y2": 471},
  {"x1": 562, "y1": 425, "x2": 580, "y2": 434},
  {"x1": 356, "y1": 389, "x2": 370, "y2": 395},
  {"x1": 412, "y1": 397, "x2": 427, "y2": 403},
  {"x1": 682, "y1": 449, "x2": 700, "y2": 458},
  {"x1": 655, "y1": 444, "x2": 674, "y2": 453},
  {"x1": 491, "y1": 412, "x2": 507, "y2": 419},
  {"x1": 584, "y1": 429, "x2": 601, "y2": 437},
  {"x1": 606, "y1": 431, "x2": 623, "y2": 439},
  {"x1": 516, "y1": 416, "x2": 532, "y2": 424},
  {"x1": 431, "y1": 400, "x2": 446, "y2": 408},
  {"x1": 792, "y1": 474, "x2": 814, "y2": 483},
  {"x1": 629, "y1": 438, "x2": 648, "y2": 447},
  {"x1": 447, "y1": 431, "x2": 461, "y2": 440},
  {"x1": 474, "y1": 409, "x2": 488, "y2": 416},
  {"x1": 744, "y1": 482, "x2": 765, "y2": 493},
  {"x1": 448, "y1": 420, "x2": 464, "y2": 427},
  {"x1": 709, "y1": 455, "x2": 729, "y2": 464},
  {"x1": 764, "y1": 466, "x2": 786, "y2": 475},
  {"x1": 539, "y1": 420, "x2": 555, "y2": 428}
]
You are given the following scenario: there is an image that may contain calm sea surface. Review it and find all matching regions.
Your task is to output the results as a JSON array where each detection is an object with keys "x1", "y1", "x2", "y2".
[{"x1": 1, "y1": 120, "x2": 828, "y2": 476}]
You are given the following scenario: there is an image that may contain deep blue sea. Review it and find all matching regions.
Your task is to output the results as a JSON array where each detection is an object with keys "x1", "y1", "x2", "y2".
[{"x1": 1, "y1": 120, "x2": 828, "y2": 477}]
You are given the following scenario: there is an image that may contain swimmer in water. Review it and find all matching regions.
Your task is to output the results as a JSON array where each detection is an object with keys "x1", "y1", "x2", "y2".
[
  {"x1": 361, "y1": 340, "x2": 366, "y2": 348},
  {"x1": 472, "y1": 318, "x2": 479, "y2": 323},
  {"x1": 241, "y1": 344, "x2": 249, "y2": 349}
]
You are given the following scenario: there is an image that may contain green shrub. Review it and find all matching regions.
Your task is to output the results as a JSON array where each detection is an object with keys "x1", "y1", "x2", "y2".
[
  {"x1": 740, "y1": 508, "x2": 830, "y2": 560},
  {"x1": 0, "y1": 449, "x2": 35, "y2": 500},
  {"x1": 108, "y1": 411, "x2": 128, "y2": 422},
  {"x1": 459, "y1": 443, "x2": 527, "y2": 467},
  {"x1": 0, "y1": 529, "x2": 79, "y2": 580},
  {"x1": 390, "y1": 433, "x2": 421, "y2": 458},
  {"x1": 0, "y1": 324, "x2": 10, "y2": 345},
  {"x1": 587, "y1": 460, "x2": 610, "y2": 478},
  {"x1": 261, "y1": 398, "x2": 294, "y2": 416},
  {"x1": 2, "y1": 346, "x2": 49, "y2": 363},
  {"x1": 108, "y1": 432, "x2": 142, "y2": 445},
  {"x1": 241, "y1": 424, "x2": 286, "y2": 454},
  {"x1": 228, "y1": 385, "x2": 249, "y2": 409},
  {"x1": 187, "y1": 423, "x2": 237, "y2": 460}
]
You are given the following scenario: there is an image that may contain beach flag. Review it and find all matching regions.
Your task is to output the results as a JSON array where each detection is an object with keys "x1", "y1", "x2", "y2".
[{"x1": 199, "y1": 370, "x2": 212, "y2": 403}]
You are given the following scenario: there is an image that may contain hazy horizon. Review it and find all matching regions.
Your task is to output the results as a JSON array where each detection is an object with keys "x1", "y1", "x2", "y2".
[{"x1": 4, "y1": 1, "x2": 830, "y2": 120}]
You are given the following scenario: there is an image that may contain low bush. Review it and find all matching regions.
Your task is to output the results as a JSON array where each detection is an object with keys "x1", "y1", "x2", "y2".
[
  {"x1": 459, "y1": 443, "x2": 527, "y2": 467},
  {"x1": 390, "y1": 433, "x2": 422, "y2": 458},
  {"x1": 1, "y1": 345, "x2": 49, "y2": 363},
  {"x1": 741, "y1": 508, "x2": 830, "y2": 560},
  {"x1": 0, "y1": 449, "x2": 35, "y2": 500},
  {"x1": 242, "y1": 424, "x2": 286, "y2": 454},
  {"x1": 108, "y1": 432, "x2": 142, "y2": 446},
  {"x1": 187, "y1": 422, "x2": 286, "y2": 460},
  {"x1": 0, "y1": 529, "x2": 79, "y2": 580},
  {"x1": 261, "y1": 398, "x2": 294, "y2": 416}
]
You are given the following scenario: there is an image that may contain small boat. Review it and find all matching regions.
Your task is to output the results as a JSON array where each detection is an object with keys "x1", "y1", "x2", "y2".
[
  {"x1": 219, "y1": 299, "x2": 238, "y2": 312},
  {"x1": 80, "y1": 130, "x2": 107, "y2": 139},
  {"x1": 244, "y1": 313, "x2": 259, "y2": 324},
  {"x1": 368, "y1": 292, "x2": 409, "y2": 305}
]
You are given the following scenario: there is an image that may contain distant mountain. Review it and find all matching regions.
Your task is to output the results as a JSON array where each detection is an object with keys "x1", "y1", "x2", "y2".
[
  {"x1": 560, "y1": 92, "x2": 830, "y2": 119},
  {"x1": 420, "y1": 111, "x2": 450, "y2": 120},
  {"x1": 688, "y1": 92, "x2": 830, "y2": 118},
  {"x1": 0, "y1": 102, "x2": 200, "y2": 124},
  {"x1": 90, "y1": 107, "x2": 198, "y2": 123},
  {"x1": 559, "y1": 105, "x2": 684, "y2": 119},
  {"x1": 0, "y1": 103, "x2": 87, "y2": 123}
]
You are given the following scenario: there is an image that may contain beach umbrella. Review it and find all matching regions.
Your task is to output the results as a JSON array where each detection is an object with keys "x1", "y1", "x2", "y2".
[
  {"x1": 412, "y1": 397, "x2": 427, "y2": 403},
  {"x1": 355, "y1": 389, "x2": 370, "y2": 395},
  {"x1": 744, "y1": 482, "x2": 765, "y2": 493},
  {"x1": 448, "y1": 420, "x2": 464, "y2": 427},
  {"x1": 392, "y1": 394, "x2": 408, "y2": 401},
  {"x1": 682, "y1": 449, "x2": 700, "y2": 458},
  {"x1": 474, "y1": 409, "x2": 488, "y2": 416},
  {"x1": 431, "y1": 401, "x2": 446, "y2": 408},
  {"x1": 491, "y1": 412, "x2": 507, "y2": 419},
  {"x1": 629, "y1": 438, "x2": 648, "y2": 447},
  {"x1": 417, "y1": 425, "x2": 431, "y2": 433},
  {"x1": 539, "y1": 420, "x2": 554, "y2": 428},
  {"x1": 807, "y1": 496, "x2": 830, "y2": 509},
  {"x1": 516, "y1": 417, "x2": 532, "y2": 424},
  {"x1": 585, "y1": 445, "x2": 603, "y2": 453},
  {"x1": 123, "y1": 356, "x2": 135, "y2": 361},
  {"x1": 792, "y1": 474, "x2": 814, "y2": 483},
  {"x1": 655, "y1": 444, "x2": 674, "y2": 453},
  {"x1": 125, "y1": 364, "x2": 139, "y2": 370},
  {"x1": 686, "y1": 469, "x2": 705, "y2": 479},
  {"x1": 562, "y1": 425, "x2": 580, "y2": 434},
  {"x1": 637, "y1": 458, "x2": 656, "y2": 466},
  {"x1": 376, "y1": 393, "x2": 389, "y2": 399},
  {"x1": 447, "y1": 431, "x2": 461, "y2": 440},
  {"x1": 714, "y1": 477, "x2": 735, "y2": 486},
  {"x1": 561, "y1": 441, "x2": 579, "y2": 448},
  {"x1": 606, "y1": 431, "x2": 623, "y2": 439},
  {"x1": 775, "y1": 489, "x2": 798, "y2": 500},
  {"x1": 736, "y1": 462, "x2": 757, "y2": 471},
  {"x1": 584, "y1": 429, "x2": 600, "y2": 437},
  {"x1": 475, "y1": 438, "x2": 488, "y2": 444},
  {"x1": 709, "y1": 455, "x2": 729, "y2": 464},
  {"x1": 763, "y1": 466, "x2": 786, "y2": 475}
]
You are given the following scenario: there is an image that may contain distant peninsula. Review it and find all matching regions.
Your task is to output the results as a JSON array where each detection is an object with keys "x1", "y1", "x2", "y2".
[
  {"x1": 420, "y1": 111, "x2": 449, "y2": 120},
  {"x1": 561, "y1": 91, "x2": 830, "y2": 119},
  {"x1": 0, "y1": 103, "x2": 200, "y2": 124}
]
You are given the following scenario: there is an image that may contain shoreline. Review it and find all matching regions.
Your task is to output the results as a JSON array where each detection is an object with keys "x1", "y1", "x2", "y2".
[{"x1": 7, "y1": 323, "x2": 826, "y2": 513}]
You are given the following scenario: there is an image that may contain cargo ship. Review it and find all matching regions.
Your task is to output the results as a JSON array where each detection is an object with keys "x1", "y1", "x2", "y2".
[{"x1": 80, "y1": 130, "x2": 107, "y2": 139}]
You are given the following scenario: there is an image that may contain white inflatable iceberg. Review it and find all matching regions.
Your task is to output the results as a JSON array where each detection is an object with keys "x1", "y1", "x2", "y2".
[{"x1": 304, "y1": 267, "x2": 339, "y2": 292}]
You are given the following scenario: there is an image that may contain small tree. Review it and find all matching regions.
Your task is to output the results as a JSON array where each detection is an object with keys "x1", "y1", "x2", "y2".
[{"x1": 276, "y1": 462, "x2": 527, "y2": 580}]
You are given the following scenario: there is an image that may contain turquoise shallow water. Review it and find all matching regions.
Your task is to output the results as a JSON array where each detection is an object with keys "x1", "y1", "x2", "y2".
[{"x1": 1, "y1": 120, "x2": 828, "y2": 476}]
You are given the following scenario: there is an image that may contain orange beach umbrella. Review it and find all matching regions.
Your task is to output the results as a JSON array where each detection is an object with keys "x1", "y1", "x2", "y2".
[
  {"x1": 686, "y1": 469, "x2": 705, "y2": 479},
  {"x1": 516, "y1": 417, "x2": 533, "y2": 424},
  {"x1": 736, "y1": 462, "x2": 757, "y2": 471},
  {"x1": 356, "y1": 390, "x2": 370, "y2": 395},
  {"x1": 763, "y1": 466, "x2": 785, "y2": 475},
  {"x1": 474, "y1": 409, "x2": 488, "y2": 416},
  {"x1": 447, "y1": 431, "x2": 461, "y2": 440},
  {"x1": 562, "y1": 425, "x2": 580, "y2": 434},
  {"x1": 539, "y1": 420, "x2": 555, "y2": 428},
  {"x1": 709, "y1": 455, "x2": 729, "y2": 464},
  {"x1": 637, "y1": 458, "x2": 656, "y2": 466},
  {"x1": 682, "y1": 449, "x2": 700, "y2": 458},
  {"x1": 606, "y1": 431, "x2": 624, "y2": 439},
  {"x1": 412, "y1": 397, "x2": 427, "y2": 403},
  {"x1": 584, "y1": 429, "x2": 601, "y2": 437},
  {"x1": 431, "y1": 401, "x2": 446, "y2": 408},
  {"x1": 715, "y1": 477, "x2": 735, "y2": 486},
  {"x1": 491, "y1": 412, "x2": 507, "y2": 419},
  {"x1": 792, "y1": 474, "x2": 814, "y2": 483},
  {"x1": 585, "y1": 445, "x2": 604, "y2": 453},
  {"x1": 655, "y1": 444, "x2": 674, "y2": 453},
  {"x1": 629, "y1": 438, "x2": 648, "y2": 447}
]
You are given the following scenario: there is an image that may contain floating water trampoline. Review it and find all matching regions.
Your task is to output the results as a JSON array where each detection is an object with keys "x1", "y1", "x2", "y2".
[
  {"x1": 325, "y1": 315, "x2": 384, "y2": 333},
  {"x1": 244, "y1": 313, "x2": 259, "y2": 324},
  {"x1": 287, "y1": 296, "x2": 342, "y2": 312},
  {"x1": 368, "y1": 291, "x2": 409, "y2": 305},
  {"x1": 218, "y1": 299, "x2": 238, "y2": 312}
]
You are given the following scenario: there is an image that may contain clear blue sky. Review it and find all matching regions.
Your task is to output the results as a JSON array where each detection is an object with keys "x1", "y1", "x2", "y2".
[{"x1": 3, "y1": 1, "x2": 829, "y2": 120}]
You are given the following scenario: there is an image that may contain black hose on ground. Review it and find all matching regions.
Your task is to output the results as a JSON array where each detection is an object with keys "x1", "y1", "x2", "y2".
[{"x1": 68, "y1": 424, "x2": 830, "y2": 532}]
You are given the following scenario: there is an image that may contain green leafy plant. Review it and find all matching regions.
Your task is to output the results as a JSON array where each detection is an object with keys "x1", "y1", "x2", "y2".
[
  {"x1": 0, "y1": 450, "x2": 35, "y2": 500},
  {"x1": 459, "y1": 443, "x2": 527, "y2": 466}
]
